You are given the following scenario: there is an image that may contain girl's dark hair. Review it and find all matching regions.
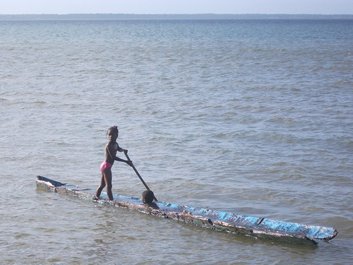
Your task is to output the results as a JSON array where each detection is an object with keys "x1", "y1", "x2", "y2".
[{"x1": 107, "y1": 126, "x2": 118, "y2": 135}]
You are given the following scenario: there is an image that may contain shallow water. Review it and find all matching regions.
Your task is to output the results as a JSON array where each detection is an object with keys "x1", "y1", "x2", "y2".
[{"x1": 0, "y1": 18, "x2": 352, "y2": 264}]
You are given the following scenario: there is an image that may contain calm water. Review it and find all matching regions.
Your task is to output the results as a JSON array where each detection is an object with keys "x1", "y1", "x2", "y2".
[{"x1": 0, "y1": 18, "x2": 353, "y2": 264}]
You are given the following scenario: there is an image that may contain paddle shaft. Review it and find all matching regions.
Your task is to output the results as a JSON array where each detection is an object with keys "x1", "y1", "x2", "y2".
[
  {"x1": 125, "y1": 153, "x2": 150, "y2": 190},
  {"x1": 124, "y1": 152, "x2": 157, "y2": 201}
]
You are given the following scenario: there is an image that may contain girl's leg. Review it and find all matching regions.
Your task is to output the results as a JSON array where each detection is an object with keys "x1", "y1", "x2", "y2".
[
  {"x1": 104, "y1": 170, "x2": 113, "y2": 200},
  {"x1": 95, "y1": 173, "x2": 106, "y2": 198}
]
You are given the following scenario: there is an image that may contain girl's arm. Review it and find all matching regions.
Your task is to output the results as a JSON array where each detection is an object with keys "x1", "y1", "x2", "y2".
[
  {"x1": 115, "y1": 156, "x2": 132, "y2": 166},
  {"x1": 116, "y1": 143, "x2": 128, "y2": 153},
  {"x1": 114, "y1": 145, "x2": 131, "y2": 165}
]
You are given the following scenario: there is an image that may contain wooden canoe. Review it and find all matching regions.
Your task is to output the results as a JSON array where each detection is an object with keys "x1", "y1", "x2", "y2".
[{"x1": 36, "y1": 176, "x2": 337, "y2": 244}]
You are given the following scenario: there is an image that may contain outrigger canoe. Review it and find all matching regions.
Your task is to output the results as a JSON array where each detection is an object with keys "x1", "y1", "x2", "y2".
[{"x1": 36, "y1": 176, "x2": 337, "y2": 244}]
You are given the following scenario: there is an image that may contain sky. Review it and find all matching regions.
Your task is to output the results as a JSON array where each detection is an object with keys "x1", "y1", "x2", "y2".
[{"x1": 0, "y1": 0, "x2": 353, "y2": 15}]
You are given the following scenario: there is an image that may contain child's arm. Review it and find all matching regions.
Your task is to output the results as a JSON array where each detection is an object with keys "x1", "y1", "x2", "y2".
[
  {"x1": 114, "y1": 146, "x2": 132, "y2": 165},
  {"x1": 115, "y1": 156, "x2": 132, "y2": 166},
  {"x1": 106, "y1": 143, "x2": 128, "y2": 162},
  {"x1": 116, "y1": 143, "x2": 128, "y2": 153}
]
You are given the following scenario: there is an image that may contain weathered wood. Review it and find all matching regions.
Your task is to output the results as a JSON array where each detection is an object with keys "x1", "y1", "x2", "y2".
[{"x1": 36, "y1": 176, "x2": 337, "y2": 244}]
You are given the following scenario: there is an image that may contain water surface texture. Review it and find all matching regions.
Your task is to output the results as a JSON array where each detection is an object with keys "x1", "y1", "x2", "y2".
[{"x1": 0, "y1": 18, "x2": 352, "y2": 264}]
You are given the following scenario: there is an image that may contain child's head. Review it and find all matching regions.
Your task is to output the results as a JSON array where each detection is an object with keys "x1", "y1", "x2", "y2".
[
  {"x1": 107, "y1": 126, "x2": 119, "y2": 140},
  {"x1": 142, "y1": 190, "x2": 154, "y2": 204}
]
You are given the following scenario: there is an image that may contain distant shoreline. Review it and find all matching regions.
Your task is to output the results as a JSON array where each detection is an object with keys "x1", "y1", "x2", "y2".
[{"x1": 1, "y1": 14, "x2": 353, "y2": 21}]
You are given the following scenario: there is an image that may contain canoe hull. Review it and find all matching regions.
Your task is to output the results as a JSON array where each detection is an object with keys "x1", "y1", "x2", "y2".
[{"x1": 36, "y1": 176, "x2": 337, "y2": 244}]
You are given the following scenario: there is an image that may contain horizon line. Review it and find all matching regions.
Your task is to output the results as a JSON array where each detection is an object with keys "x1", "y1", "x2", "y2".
[
  {"x1": 1, "y1": 13, "x2": 353, "y2": 21},
  {"x1": 1, "y1": 13, "x2": 353, "y2": 16}
]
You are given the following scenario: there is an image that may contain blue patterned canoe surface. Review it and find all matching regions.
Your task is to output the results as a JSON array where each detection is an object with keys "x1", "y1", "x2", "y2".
[{"x1": 36, "y1": 176, "x2": 337, "y2": 244}]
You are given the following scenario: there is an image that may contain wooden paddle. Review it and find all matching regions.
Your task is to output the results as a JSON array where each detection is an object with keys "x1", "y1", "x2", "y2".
[{"x1": 124, "y1": 151, "x2": 158, "y2": 202}]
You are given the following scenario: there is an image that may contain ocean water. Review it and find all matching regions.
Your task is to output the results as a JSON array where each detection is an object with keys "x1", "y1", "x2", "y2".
[{"x1": 0, "y1": 17, "x2": 353, "y2": 264}]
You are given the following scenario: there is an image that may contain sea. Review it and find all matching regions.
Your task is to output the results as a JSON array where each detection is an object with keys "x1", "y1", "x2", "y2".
[{"x1": 0, "y1": 15, "x2": 352, "y2": 264}]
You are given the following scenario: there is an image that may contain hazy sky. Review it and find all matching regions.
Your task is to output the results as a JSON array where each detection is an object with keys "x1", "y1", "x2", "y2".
[{"x1": 1, "y1": 0, "x2": 353, "y2": 15}]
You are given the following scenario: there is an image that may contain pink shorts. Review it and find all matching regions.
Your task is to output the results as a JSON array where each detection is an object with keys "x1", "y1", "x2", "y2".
[{"x1": 100, "y1": 161, "x2": 112, "y2": 173}]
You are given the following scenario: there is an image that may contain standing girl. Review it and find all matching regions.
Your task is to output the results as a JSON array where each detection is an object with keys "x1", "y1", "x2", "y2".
[{"x1": 95, "y1": 126, "x2": 132, "y2": 200}]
